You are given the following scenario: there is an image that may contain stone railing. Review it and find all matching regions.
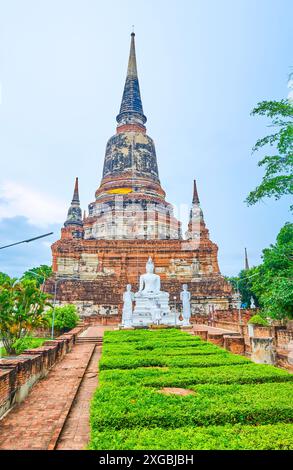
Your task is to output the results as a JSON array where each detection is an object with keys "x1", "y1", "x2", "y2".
[{"x1": 0, "y1": 325, "x2": 85, "y2": 420}]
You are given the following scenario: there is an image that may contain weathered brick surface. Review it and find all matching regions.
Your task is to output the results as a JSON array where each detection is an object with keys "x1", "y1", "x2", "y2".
[
  {"x1": 46, "y1": 237, "x2": 233, "y2": 318},
  {"x1": 0, "y1": 342, "x2": 94, "y2": 450},
  {"x1": 224, "y1": 335, "x2": 245, "y2": 355},
  {"x1": 277, "y1": 329, "x2": 293, "y2": 348},
  {"x1": 207, "y1": 333, "x2": 224, "y2": 347},
  {"x1": 0, "y1": 326, "x2": 85, "y2": 420}
]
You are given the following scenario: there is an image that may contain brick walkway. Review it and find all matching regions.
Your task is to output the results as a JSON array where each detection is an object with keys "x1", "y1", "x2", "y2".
[
  {"x1": 55, "y1": 345, "x2": 101, "y2": 450},
  {"x1": 192, "y1": 324, "x2": 236, "y2": 334},
  {"x1": 0, "y1": 343, "x2": 95, "y2": 450}
]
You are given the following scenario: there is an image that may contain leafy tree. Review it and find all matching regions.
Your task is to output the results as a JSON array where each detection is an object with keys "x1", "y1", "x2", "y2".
[
  {"x1": 45, "y1": 304, "x2": 79, "y2": 332},
  {"x1": 226, "y1": 269, "x2": 259, "y2": 308},
  {"x1": 250, "y1": 223, "x2": 293, "y2": 320},
  {"x1": 0, "y1": 272, "x2": 10, "y2": 284},
  {"x1": 22, "y1": 265, "x2": 52, "y2": 288},
  {"x1": 0, "y1": 278, "x2": 52, "y2": 355},
  {"x1": 245, "y1": 99, "x2": 293, "y2": 211}
]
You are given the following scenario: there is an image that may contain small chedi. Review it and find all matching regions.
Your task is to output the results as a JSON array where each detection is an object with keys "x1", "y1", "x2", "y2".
[{"x1": 45, "y1": 33, "x2": 233, "y2": 319}]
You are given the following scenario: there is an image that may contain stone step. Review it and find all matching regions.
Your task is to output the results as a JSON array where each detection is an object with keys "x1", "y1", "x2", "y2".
[{"x1": 76, "y1": 337, "x2": 103, "y2": 344}]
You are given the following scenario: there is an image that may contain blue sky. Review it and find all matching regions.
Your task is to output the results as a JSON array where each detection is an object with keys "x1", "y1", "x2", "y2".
[{"x1": 0, "y1": 0, "x2": 292, "y2": 277}]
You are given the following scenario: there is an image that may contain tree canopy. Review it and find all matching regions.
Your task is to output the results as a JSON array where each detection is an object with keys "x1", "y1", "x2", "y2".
[
  {"x1": 21, "y1": 265, "x2": 52, "y2": 287},
  {"x1": 249, "y1": 223, "x2": 293, "y2": 320},
  {"x1": 245, "y1": 99, "x2": 293, "y2": 211},
  {"x1": 0, "y1": 275, "x2": 52, "y2": 354}
]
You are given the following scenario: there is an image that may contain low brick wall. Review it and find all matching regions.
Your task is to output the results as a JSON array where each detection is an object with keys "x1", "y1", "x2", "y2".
[
  {"x1": 83, "y1": 314, "x2": 121, "y2": 326},
  {"x1": 276, "y1": 329, "x2": 293, "y2": 349},
  {"x1": 0, "y1": 326, "x2": 85, "y2": 420}
]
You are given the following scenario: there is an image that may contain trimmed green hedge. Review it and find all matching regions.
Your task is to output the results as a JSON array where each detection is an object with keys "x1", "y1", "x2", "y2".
[
  {"x1": 99, "y1": 352, "x2": 250, "y2": 371},
  {"x1": 89, "y1": 329, "x2": 293, "y2": 450},
  {"x1": 89, "y1": 423, "x2": 293, "y2": 450},
  {"x1": 99, "y1": 363, "x2": 293, "y2": 388},
  {"x1": 91, "y1": 382, "x2": 293, "y2": 430}
]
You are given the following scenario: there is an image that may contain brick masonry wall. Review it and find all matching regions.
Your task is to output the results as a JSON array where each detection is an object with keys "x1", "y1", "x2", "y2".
[{"x1": 0, "y1": 326, "x2": 85, "y2": 420}]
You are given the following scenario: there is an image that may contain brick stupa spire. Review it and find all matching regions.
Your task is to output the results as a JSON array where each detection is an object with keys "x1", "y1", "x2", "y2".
[
  {"x1": 186, "y1": 179, "x2": 209, "y2": 241},
  {"x1": 116, "y1": 32, "x2": 147, "y2": 130},
  {"x1": 88, "y1": 32, "x2": 181, "y2": 240},
  {"x1": 64, "y1": 177, "x2": 83, "y2": 227}
]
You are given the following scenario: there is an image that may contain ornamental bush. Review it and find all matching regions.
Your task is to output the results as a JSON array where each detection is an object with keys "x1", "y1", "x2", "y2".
[
  {"x1": 248, "y1": 314, "x2": 269, "y2": 326},
  {"x1": 11, "y1": 336, "x2": 49, "y2": 355},
  {"x1": 99, "y1": 363, "x2": 293, "y2": 388},
  {"x1": 89, "y1": 423, "x2": 293, "y2": 450},
  {"x1": 45, "y1": 304, "x2": 79, "y2": 331},
  {"x1": 91, "y1": 382, "x2": 293, "y2": 431},
  {"x1": 99, "y1": 352, "x2": 249, "y2": 371}
]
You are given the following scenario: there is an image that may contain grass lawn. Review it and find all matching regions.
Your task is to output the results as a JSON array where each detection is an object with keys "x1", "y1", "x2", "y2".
[{"x1": 89, "y1": 328, "x2": 293, "y2": 450}]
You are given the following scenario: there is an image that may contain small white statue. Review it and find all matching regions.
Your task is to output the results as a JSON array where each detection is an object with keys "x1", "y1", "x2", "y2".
[
  {"x1": 180, "y1": 284, "x2": 191, "y2": 326},
  {"x1": 151, "y1": 299, "x2": 162, "y2": 325},
  {"x1": 138, "y1": 257, "x2": 161, "y2": 295},
  {"x1": 122, "y1": 284, "x2": 134, "y2": 327},
  {"x1": 250, "y1": 296, "x2": 256, "y2": 309}
]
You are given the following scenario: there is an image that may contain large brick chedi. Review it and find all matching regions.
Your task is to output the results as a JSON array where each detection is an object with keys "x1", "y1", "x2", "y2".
[{"x1": 46, "y1": 33, "x2": 232, "y2": 317}]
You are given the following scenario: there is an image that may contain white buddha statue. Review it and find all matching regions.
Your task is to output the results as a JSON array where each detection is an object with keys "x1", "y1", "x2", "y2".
[
  {"x1": 180, "y1": 284, "x2": 191, "y2": 326},
  {"x1": 122, "y1": 284, "x2": 134, "y2": 327},
  {"x1": 132, "y1": 257, "x2": 173, "y2": 326},
  {"x1": 138, "y1": 257, "x2": 161, "y2": 295}
]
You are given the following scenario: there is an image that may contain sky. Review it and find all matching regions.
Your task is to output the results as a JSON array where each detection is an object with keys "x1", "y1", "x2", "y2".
[{"x1": 0, "y1": 0, "x2": 292, "y2": 277}]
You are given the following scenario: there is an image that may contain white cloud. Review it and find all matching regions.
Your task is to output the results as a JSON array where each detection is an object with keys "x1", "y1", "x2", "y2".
[{"x1": 0, "y1": 180, "x2": 66, "y2": 227}]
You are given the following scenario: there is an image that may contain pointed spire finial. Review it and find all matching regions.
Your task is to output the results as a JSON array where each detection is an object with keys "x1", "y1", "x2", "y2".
[
  {"x1": 116, "y1": 33, "x2": 147, "y2": 127},
  {"x1": 244, "y1": 248, "x2": 250, "y2": 270},
  {"x1": 72, "y1": 177, "x2": 80, "y2": 203},
  {"x1": 64, "y1": 177, "x2": 82, "y2": 227},
  {"x1": 127, "y1": 31, "x2": 138, "y2": 78},
  {"x1": 192, "y1": 179, "x2": 200, "y2": 204}
]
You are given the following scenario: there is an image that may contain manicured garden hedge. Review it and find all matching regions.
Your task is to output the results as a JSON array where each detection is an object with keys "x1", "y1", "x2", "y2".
[
  {"x1": 89, "y1": 329, "x2": 293, "y2": 450},
  {"x1": 89, "y1": 423, "x2": 293, "y2": 450}
]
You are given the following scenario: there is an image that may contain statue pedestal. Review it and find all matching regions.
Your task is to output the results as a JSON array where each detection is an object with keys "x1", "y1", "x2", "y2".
[{"x1": 131, "y1": 291, "x2": 178, "y2": 327}]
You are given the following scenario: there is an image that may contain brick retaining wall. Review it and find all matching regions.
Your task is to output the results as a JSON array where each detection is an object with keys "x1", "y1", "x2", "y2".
[{"x1": 0, "y1": 326, "x2": 85, "y2": 420}]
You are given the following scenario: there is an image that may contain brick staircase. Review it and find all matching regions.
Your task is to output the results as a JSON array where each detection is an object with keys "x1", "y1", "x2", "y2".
[{"x1": 76, "y1": 336, "x2": 103, "y2": 345}]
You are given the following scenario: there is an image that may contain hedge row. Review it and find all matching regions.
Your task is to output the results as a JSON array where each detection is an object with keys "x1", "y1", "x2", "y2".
[
  {"x1": 99, "y1": 363, "x2": 293, "y2": 388},
  {"x1": 91, "y1": 382, "x2": 293, "y2": 430},
  {"x1": 102, "y1": 342, "x2": 224, "y2": 355},
  {"x1": 89, "y1": 423, "x2": 293, "y2": 450},
  {"x1": 99, "y1": 352, "x2": 251, "y2": 370}
]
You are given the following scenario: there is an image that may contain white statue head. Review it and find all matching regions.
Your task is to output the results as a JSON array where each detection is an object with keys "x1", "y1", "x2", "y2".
[
  {"x1": 182, "y1": 284, "x2": 188, "y2": 291},
  {"x1": 126, "y1": 284, "x2": 132, "y2": 291},
  {"x1": 146, "y1": 257, "x2": 154, "y2": 274}
]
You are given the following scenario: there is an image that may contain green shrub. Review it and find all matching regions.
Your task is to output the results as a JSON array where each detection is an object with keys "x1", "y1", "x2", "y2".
[
  {"x1": 89, "y1": 423, "x2": 293, "y2": 450},
  {"x1": 99, "y1": 352, "x2": 249, "y2": 371},
  {"x1": 90, "y1": 382, "x2": 293, "y2": 431},
  {"x1": 12, "y1": 336, "x2": 49, "y2": 355},
  {"x1": 248, "y1": 314, "x2": 269, "y2": 326},
  {"x1": 102, "y1": 345, "x2": 227, "y2": 357},
  {"x1": 99, "y1": 363, "x2": 293, "y2": 388},
  {"x1": 45, "y1": 304, "x2": 79, "y2": 330}
]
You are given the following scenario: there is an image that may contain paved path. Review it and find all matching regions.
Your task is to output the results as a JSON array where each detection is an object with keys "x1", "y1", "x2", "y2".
[
  {"x1": 192, "y1": 324, "x2": 237, "y2": 334},
  {"x1": 0, "y1": 343, "x2": 95, "y2": 450},
  {"x1": 55, "y1": 345, "x2": 101, "y2": 450}
]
